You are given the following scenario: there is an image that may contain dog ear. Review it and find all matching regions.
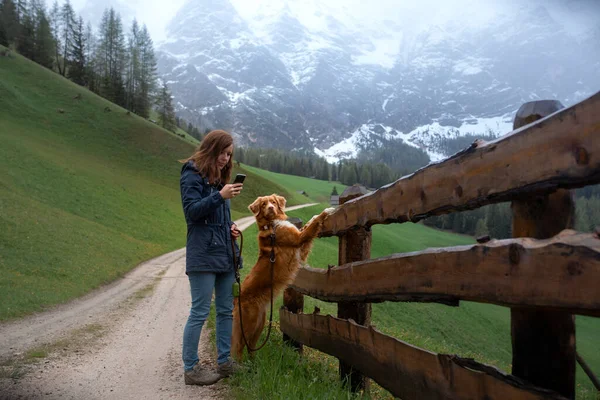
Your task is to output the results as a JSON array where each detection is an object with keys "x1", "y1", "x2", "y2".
[
  {"x1": 275, "y1": 195, "x2": 286, "y2": 211},
  {"x1": 248, "y1": 198, "x2": 262, "y2": 215}
]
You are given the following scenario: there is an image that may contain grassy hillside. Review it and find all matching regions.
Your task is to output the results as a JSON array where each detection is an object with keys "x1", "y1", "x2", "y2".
[
  {"x1": 242, "y1": 164, "x2": 345, "y2": 204},
  {"x1": 0, "y1": 47, "x2": 298, "y2": 320}
]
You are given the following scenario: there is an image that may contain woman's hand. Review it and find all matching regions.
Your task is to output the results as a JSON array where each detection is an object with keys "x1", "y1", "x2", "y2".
[
  {"x1": 231, "y1": 224, "x2": 241, "y2": 239},
  {"x1": 220, "y1": 183, "x2": 243, "y2": 200}
]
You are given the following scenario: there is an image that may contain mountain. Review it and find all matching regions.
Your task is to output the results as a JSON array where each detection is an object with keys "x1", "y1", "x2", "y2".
[{"x1": 157, "y1": 0, "x2": 600, "y2": 162}]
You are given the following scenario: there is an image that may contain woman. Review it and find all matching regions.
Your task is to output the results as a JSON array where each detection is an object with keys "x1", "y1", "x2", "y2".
[{"x1": 179, "y1": 130, "x2": 243, "y2": 385}]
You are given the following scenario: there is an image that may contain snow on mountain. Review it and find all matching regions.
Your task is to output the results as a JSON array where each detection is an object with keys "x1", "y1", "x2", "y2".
[
  {"x1": 155, "y1": 0, "x2": 600, "y2": 165},
  {"x1": 317, "y1": 115, "x2": 514, "y2": 163},
  {"x1": 403, "y1": 116, "x2": 514, "y2": 161}
]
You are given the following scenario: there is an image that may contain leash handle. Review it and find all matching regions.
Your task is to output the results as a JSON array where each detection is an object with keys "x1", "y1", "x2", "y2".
[{"x1": 232, "y1": 230, "x2": 242, "y2": 298}]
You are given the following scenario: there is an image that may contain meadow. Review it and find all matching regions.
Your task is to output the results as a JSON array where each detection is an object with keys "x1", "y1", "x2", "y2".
[{"x1": 1, "y1": 45, "x2": 597, "y2": 399}]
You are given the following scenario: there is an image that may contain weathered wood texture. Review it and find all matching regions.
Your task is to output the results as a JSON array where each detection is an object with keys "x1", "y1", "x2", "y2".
[
  {"x1": 319, "y1": 91, "x2": 600, "y2": 237},
  {"x1": 289, "y1": 231, "x2": 600, "y2": 317},
  {"x1": 279, "y1": 309, "x2": 569, "y2": 400},
  {"x1": 511, "y1": 310, "x2": 575, "y2": 398},
  {"x1": 282, "y1": 288, "x2": 304, "y2": 353},
  {"x1": 510, "y1": 99, "x2": 577, "y2": 399},
  {"x1": 510, "y1": 100, "x2": 576, "y2": 399},
  {"x1": 337, "y1": 185, "x2": 372, "y2": 392},
  {"x1": 282, "y1": 217, "x2": 304, "y2": 353}
]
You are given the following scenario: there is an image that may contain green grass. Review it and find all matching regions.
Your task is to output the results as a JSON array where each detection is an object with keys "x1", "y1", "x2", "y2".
[
  {"x1": 228, "y1": 204, "x2": 600, "y2": 400},
  {"x1": 0, "y1": 46, "x2": 299, "y2": 320},
  {"x1": 148, "y1": 109, "x2": 200, "y2": 147},
  {"x1": 242, "y1": 164, "x2": 346, "y2": 204}
]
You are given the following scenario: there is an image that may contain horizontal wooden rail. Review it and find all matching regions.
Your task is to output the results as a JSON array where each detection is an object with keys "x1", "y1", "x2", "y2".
[
  {"x1": 290, "y1": 230, "x2": 600, "y2": 317},
  {"x1": 280, "y1": 309, "x2": 568, "y2": 400},
  {"x1": 320, "y1": 91, "x2": 600, "y2": 236}
]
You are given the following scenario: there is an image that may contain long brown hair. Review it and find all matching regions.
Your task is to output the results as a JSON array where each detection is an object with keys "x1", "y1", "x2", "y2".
[{"x1": 180, "y1": 130, "x2": 234, "y2": 185}]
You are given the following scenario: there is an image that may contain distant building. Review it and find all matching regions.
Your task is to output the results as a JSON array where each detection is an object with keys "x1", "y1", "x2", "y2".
[{"x1": 330, "y1": 195, "x2": 340, "y2": 206}]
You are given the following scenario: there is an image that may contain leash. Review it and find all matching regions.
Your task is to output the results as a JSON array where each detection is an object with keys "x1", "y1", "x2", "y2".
[{"x1": 231, "y1": 227, "x2": 275, "y2": 353}]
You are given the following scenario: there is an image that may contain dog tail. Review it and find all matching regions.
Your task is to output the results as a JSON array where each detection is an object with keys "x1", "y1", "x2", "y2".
[{"x1": 300, "y1": 241, "x2": 313, "y2": 264}]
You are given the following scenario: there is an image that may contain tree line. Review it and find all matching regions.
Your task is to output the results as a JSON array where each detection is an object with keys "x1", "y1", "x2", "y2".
[
  {"x1": 235, "y1": 146, "x2": 406, "y2": 189},
  {"x1": 423, "y1": 186, "x2": 600, "y2": 239},
  {"x1": 0, "y1": 0, "x2": 177, "y2": 130},
  {"x1": 356, "y1": 137, "x2": 431, "y2": 177}
]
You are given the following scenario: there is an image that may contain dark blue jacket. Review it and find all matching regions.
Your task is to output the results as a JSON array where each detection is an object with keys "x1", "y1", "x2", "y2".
[{"x1": 180, "y1": 160, "x2": 240, "y2": 274}]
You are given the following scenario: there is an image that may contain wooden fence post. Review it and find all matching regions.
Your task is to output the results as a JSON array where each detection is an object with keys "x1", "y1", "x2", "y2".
[
  {"x1": 283, "y1": 217, "x2": 304, "y2": 354},
  {"x1": 337, "y1": 184, "x2": 372, "y2": 393},
  {"x1": 510, "y1": 100, "x2": 577, "y2": 399}
]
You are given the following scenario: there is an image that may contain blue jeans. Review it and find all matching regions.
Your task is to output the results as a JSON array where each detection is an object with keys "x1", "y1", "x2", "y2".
[{"x1": 182, "y1": 270, "x2": 235, "y2": 371}]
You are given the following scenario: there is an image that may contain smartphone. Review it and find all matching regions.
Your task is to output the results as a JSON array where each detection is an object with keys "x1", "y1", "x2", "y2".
[{"x1": 233, "y1": 174, "x2": 246, "y2": 184}]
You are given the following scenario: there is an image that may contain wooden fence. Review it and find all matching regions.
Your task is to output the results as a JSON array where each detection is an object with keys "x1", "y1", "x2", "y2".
[{"x1": 280, "y1": 92, "x2": 600, "y2": 400}]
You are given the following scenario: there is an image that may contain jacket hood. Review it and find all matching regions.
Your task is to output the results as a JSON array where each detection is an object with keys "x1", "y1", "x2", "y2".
[{"x1": 182, "y1": 160, "x2": 198, "y2": 174}]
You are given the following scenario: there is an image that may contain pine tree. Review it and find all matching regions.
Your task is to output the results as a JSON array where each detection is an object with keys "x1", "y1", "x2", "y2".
[
  {"x1": 136, "y1": 24, "x2": 156, "y2": 118},
  {"x1": 320, "y1": 161, "x2": 329, "y2": 181},
  {"x1": 0, "y1": 0, "x2": 19, "y2": 46},
  {"x1": 0, "y1": 12, "x2": 6, "y2": 46},
  {"x1": 48, "y1": 0, "x2": 61, "y2": 73},
  {"x1": 14, "y1": 0, "x2": 26, "y2": 25},
  {"x1": 35, "y1": 12, "x2": 54, "y2": 68},
  {"x1": 97, "y1": 8, "x2": 126, "y2": 105},
  {"x1": 452, "y1": 213, "x2": 463, "y2": 232},
  {"x1": 67, "y1": 15, "x2": 86, "y2": 85},
  {"x1": 124, "y1": 19, "x2": 140, "y2": 112},
  {"x1": 191, "y1": 126, "x2": 200, "y2": 139},
  {"x1": 475, "y1": 218, "x2": 488, "y2": 237},
  {"x1": 486, "y1": 203, "x2": 511, "y2": 239},
  {"x1": 16, "y1": 1, "x2": 35, "y2": 59},
  {"x1": 58, "y1": 0, "x2": 75, "y2": 76},
  {"x1": 331, "y1": 162, "x2": 338, "y2": 181},
  {"x1": 157, "y1": 82, "x2": 175, "y2": 130},
  {"x1": 486, "y1": 204, "x2": 500, "y2": 238},
  {"x1": 84, "y1": 21, "x2": 97, "y2": 91},
  {"x1": 28, "y1": 0, "x2": 54, "y2": 68},
  {"x1": 341, "y1": 163, "x2": 357, "y2": 185},
  {"x1": 359, "y1": 164, "x2": 372, "y2": 187}
]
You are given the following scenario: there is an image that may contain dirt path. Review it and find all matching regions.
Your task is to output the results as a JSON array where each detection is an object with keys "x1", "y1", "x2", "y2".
[{"x1": 0, "y1": 204, "x2": 317, "y2": 400}]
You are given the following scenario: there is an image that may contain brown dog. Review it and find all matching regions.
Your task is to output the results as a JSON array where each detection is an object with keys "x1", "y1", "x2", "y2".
[{"x1": 231, "y1": 194, "x2": 333, "y2": 360}]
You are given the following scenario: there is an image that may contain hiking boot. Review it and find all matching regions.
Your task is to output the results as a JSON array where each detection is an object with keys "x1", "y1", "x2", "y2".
[
  {"x1": 217, "y1": 359, "x2": 243, "y2": 378},
  {"x1": 184, "y1": 363, "x2": 222, "y2": 386}
]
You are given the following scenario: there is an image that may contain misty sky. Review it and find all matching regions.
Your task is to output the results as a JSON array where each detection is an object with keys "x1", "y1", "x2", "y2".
[
  {"x1": 67, "y1": 0, "x2": 187, "y2": 41},
  {"x1": 64, "y1": 0, "x2": 599, "y2": 43}
]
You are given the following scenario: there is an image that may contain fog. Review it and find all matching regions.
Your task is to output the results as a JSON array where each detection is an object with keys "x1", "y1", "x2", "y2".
[{"x1": 64, "y1": 0, "x2": 599, "y2": 43}]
